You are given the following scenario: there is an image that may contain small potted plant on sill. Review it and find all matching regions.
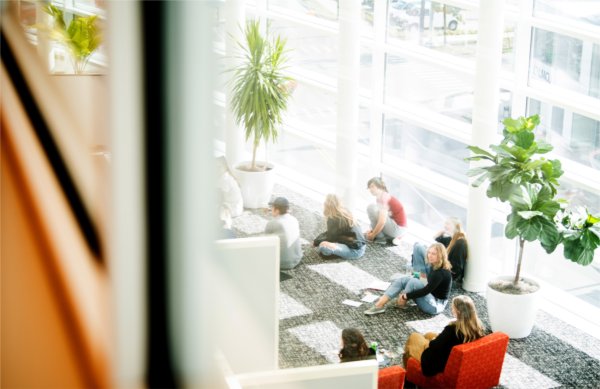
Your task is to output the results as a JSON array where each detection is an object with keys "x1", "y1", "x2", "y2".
[
  {"x1": 466, "y1": 114, "x2": 600, "y2": 338},
  {"x1": 229, "y1": 19, "x2": 295, "y2": 208}
]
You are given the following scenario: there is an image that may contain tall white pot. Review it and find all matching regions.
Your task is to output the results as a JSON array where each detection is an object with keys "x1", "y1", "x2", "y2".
[
  {"x1": 234, "y1": 162, "x2": 275, "y2": 209},
  {"x1": 486, "y1": 276, "x2": 541, "y2": 339}
]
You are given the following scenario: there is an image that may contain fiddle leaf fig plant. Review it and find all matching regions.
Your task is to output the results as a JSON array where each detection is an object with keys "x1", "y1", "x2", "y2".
[
  {"x1": 467, "y1": 114, "x2": 600, "y2": 287},
  {"x1": 38, "y1": 4, "x2": 102, "y2": 74},
  {"x1": 229, "y1": 19, "x2": 294, "y2": 171}
]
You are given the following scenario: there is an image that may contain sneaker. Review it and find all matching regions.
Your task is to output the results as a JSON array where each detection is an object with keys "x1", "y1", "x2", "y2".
[
  {"x1": 392, "y1": 237, "x2": 402, "y2": 246},
  {"x1": 364, "y1": 305, "x2": 386, "y2": 315},
  {"x1": 373, "y1": 237, "x2": 387, "y2": 245}
]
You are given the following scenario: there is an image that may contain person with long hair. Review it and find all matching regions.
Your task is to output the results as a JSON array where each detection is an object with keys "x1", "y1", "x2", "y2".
[
  {"x1": 402, "y1": 295, "x2": 485, "y2": 376},
  {"x1": 313, "y1": 194, "x2": 366, "y2": 260},
  {"x1": 365, "y1": 177, "x2": 407, "y2": 246},
  {"x1": 412, "y1": 217, "x2": 468, "y2": 283},
  {"x1": 364, "y1": 243, "x2": 452, "y2": 315},
  {"x1": 338, "y1": 328, "x2": 376, "y2": 363}
]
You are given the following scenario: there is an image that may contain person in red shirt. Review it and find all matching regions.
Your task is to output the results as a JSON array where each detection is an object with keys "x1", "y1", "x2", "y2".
[{"x1": 364, "y1": 177, "x2": 407, "y2": 246}]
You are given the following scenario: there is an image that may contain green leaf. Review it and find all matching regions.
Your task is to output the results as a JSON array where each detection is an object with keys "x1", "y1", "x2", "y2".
[
  {"x1": 514, "y1": 130, "x2": 534, "y2": 150},
  {"x1": 518, "y1": 210, "x2": 543, "y2": 219},
  {"x1": 535, "y1": 140, "x2": 553, "y2": 154},
  {"x1": 466, "y1": 167, "x2": 487, "y2": 177},
  {"x1": 525, "y1": 114, "x2": 541, "y2": 129},
  {"x1": 508, "y1": 185, "x2": 534, "y2": 210},
  {"x1": 563, "y1": 240, "x2": 595, "y2": 265},
  {"x1": 502, "y1": 117, "x2": 521, "y2": 133},
  {"x1": 517, "y1": 216, "x2": 543, "y2": 241},
  {"x1": 490, "y1": 144, "x2": 516, "y2": 159},
  {"x1": 487, "y1": 180, "x2": 518, "y2": 202},
  {"x1": 538, "y1": 218, "x2": 560, "y2": 253},
  {"x1": 466, "y1": 145, "x2": 495, "y2": 159},
  {"x1": 505, "y1": 212, "x2": 521, "y2": 239}
]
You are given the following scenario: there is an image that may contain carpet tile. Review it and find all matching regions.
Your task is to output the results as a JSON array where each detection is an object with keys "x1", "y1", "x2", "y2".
[{"x1": 231, "y1": 184, "x2": 600, "y2": 388}]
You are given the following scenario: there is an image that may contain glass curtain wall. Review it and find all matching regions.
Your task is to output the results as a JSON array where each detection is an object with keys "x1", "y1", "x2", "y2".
[{"x1": 214, "y1": 1, "x2": 600, "y2": 308}]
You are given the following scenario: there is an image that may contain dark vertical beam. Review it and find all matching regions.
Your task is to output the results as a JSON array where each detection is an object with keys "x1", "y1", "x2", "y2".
[{"x1": 141, "y1": 2, "x2": 177, "y2": 388}]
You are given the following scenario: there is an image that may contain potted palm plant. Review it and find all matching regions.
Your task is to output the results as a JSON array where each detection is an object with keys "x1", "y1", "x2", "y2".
[
  {"x1": 229, "y1": 19, "x2": 294, "y2": 208},
  {"x1": 38, "y1": 4, "x2": 102, "y2": 74},
  {"x1": 467, "y1": 114, "x2": 600, "y2": 338}
]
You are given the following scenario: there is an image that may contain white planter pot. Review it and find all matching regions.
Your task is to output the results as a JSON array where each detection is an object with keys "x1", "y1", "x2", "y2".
[
  {"x1": 486, "y1": 276, "x2": 541, "y2": 339},
  {"x1": 234, "y1": 162, "x2": 275, "y2": 209}
]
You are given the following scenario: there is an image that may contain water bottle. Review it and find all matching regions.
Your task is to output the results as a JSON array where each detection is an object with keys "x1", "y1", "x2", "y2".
[{"x1": 370, "y1": 341, "x2": 378, "y2": 354}]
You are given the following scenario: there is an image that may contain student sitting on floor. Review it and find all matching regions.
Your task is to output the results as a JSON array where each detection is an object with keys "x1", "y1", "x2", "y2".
[
  {"x1": 412, "y1": 217, "x2": 468, "y2": 284},
  {"x1": 402, "y1": 295, "x2": 484, "y2": 376},
  {"x1": 339, "y1": 328, "x2": 376, "y2": 363},
  {"x1": 265, "y1": 197, "x2": 303, "y2": 270},
  {"x1": 364, "y1": 177, "x2": 407, "y2": 246},
  {"x1": 313, "y1": 194, "x2": 366, "y2": 260},
  {"x1": 364, "y1": 242, "x2": 452, "y2": 316},
  {"x1": 216, "y1": 156, "x2": 243, "y2": 218}
]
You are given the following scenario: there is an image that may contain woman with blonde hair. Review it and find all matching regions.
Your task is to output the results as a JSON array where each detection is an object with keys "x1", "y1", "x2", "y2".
[
  {"x1": 412, "y1": 217, "x2": 468, "y2": 283},
  {"x1": 365, "y1": 243, "x2": 452, "y2": 315},
  {"x1": 313, "y1": 194, "x2": 366, "y2": 260},
  {"x1": 403, "y1": 295, "x2": 484, "y2": 376}
]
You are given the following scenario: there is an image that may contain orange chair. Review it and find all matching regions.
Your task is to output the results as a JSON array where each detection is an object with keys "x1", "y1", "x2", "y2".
[
  {"x1": 405, "y1": 332, "x2": 509, "y2": 389},
  {"x1": 378, "y1": 365, "x2": 406, "y2": 389}
]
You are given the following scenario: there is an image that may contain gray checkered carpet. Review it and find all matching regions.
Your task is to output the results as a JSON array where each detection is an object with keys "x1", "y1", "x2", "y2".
[{"x1": 232, "y1": 184, "x2": 600, "y2": 389}]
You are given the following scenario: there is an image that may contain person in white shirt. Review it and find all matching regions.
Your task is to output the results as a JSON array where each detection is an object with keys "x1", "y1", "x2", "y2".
[
  {"x1": 264, "y1": 197, "x2": 303, "y2": 270},
  {"x1": 217, "y1": 157, "x2": 243, "y2": 218}
]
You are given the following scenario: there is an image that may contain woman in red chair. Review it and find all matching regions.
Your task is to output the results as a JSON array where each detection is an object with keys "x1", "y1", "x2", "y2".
[{"x1": 403, "y1": 295, "x2": 484, "y2": 376}]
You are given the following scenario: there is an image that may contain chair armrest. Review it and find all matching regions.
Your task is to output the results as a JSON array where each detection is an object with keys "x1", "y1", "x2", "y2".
[
  {"x1": 378, "y1": 365, "x2": 406, "y2": 389},
  {"x1": 405, "y1": 357, "x2": 426, "y2": 385}
]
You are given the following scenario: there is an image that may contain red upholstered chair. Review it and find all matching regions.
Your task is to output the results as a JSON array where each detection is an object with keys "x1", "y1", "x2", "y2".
[
  {"x1": 405, "y1": 332, "x2": 509, "y2": 389},
  {"x1": 378, "y1": 365, "x2": 406, "y2": 389}
]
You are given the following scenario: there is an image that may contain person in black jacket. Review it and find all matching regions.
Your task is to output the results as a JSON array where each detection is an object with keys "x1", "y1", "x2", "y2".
[
  {"x1": 402, "y1": 295, "x2": 484, "y2": 375},
  {"x1": 313, "y1": 194, "x2": 366, "y2": 260},
  {"x1": 364, "y1": 242, "x2": 452, "y2": 315},
  {"x1": 412, "y1": 217, "x2": 468, "y2": 283}
]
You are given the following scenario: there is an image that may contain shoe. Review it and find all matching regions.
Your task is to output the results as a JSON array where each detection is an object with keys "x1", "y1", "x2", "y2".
[
  {"x1": 392, "y1": 237, "x2": 402, "y2": 246},
  {"x1": 319, "y1": 252, "x2": 340, "y2": 260},
  {"x1": 373, "y1": 237, "x2": 387, "y2": 245},
  {"x1": 364, "y1": 305, "x2": 386, "y2": 315}
]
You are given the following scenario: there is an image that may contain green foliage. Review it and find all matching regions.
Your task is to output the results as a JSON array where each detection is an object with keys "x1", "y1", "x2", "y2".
[
  {"x1": 466, "y1": 114, "x2": 600, "y2": 284},
  {"x1": 230, "y1": 20, "x2": 294, "y2": 171},
  {"x1": 558, "y1": 208, "x2": 600, "y2": 266},
  {"x1": 40, "y1": 4, "x2": 102, "y2": 73}
]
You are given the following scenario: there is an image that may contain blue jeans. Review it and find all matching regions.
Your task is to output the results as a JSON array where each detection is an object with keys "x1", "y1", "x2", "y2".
[
  {"x1": 318, "y1": 243, "x2": 366, "y2": 260},
  {"x1": 383, "y1": 276, "x2": 447, "y2": 315},
  {"x1": 411, "y1": 242, "x2": 431, "y2": 275}
]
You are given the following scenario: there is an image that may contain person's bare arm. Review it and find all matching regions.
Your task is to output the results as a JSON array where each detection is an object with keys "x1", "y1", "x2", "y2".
[{"x1": 366, "y1": 208, "x2": 387, "y2": 240}]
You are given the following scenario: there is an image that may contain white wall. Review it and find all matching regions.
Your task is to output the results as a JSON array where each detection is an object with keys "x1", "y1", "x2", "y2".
[
  {"x1": 215, "y1": 236, "x2": 280, "y2": 374},
  {"x1": 232, "y1": 360, "x2": 378, "y2": 389}
]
